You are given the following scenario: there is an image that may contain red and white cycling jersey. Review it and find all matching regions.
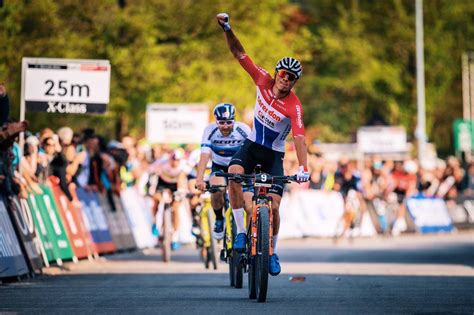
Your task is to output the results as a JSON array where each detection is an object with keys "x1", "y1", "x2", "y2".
[{"x1": 239, "y1": 55, "x2": 305, "y2": 152}]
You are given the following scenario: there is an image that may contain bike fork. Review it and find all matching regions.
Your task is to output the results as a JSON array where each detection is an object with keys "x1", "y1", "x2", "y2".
[{"x1": 268, "y1": 200, "x2": 274, "y2": 257}]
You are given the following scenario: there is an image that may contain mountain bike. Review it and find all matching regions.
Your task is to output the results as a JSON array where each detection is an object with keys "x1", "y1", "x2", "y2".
[
  {"x1": 216, "y1": 169, "x2": 297, "y2": 302},
  {"x1": 195, "y1": 186, "x2": 220, "y2": 270},
  {"x1": 334, "y1": 189, "x2": 363, "y2": 243},
  {"x1": 156, "y1": 189, "x2": 183, "y2": 263},
  {"x1": 220, "y1": 187, "x2": 247, "y2": 289}
]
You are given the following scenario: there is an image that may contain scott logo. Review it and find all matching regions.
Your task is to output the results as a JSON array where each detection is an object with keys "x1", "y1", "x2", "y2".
[{"x1": 214, "y1": 139, "x2": 242, "y2": 145}]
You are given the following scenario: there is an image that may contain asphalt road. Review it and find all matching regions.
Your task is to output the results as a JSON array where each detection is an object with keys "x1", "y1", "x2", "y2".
[{"x1": 1, "y1": 233, "x2": 473, "y2": 314}]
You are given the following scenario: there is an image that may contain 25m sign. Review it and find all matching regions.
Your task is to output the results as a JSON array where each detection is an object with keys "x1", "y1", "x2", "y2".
[{"x1": 22, "y1": 58, "x2": 111, "y2": 114}]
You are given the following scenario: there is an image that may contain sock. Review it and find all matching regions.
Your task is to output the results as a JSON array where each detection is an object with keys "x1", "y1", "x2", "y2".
[
  {"x1": 273, "y1": 234, "x2": 279, "y2": 253},
  {"x1": 213, "y1": 208, "x2": 224, "y2": 221},
  {"x1": 232, "y1": 208, "x2": 246, "y2": 234}
]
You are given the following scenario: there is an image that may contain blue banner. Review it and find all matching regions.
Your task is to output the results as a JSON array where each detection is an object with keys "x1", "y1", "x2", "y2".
[
  {"x1": 406, "y1": 195, "x2": 454, "y2": 233},
  {"x1": 0, "y1": 198, "x2": 29, "y2": 279},
  {"x1": 75, "y1": 188, "x2": 115, "y2": 253}
]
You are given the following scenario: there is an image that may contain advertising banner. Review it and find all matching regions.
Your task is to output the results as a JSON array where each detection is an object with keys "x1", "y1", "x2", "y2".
[
  {"x1": 27, "y1": 193, "x2": 56, "y2": 265},
  {"x1": 49, "y1": 178, "x2": 93, "y2": 260},
  {"x1": 22, "y1": 58, "x2": 111, "y2": 114},
  {"x1": 6, "y1": 195, "x2": 44, "y2": 273},
  {"x1": 0, "y1": 198, "x2": 29, "y2": 279},
  {"x1": 39, "y1": 185, "x2": 76, "y2": 261},
  {"x1": 98, "y1": 192, "x2": 124, "y2": 250},
  {"x1": 279, "y1": 190, "x2": 377, "y2": 238},
  {"x1": 111, "y1": 195, "x2": 136, "y2": 250},
  {"x1": 357, "y1": 126, "x2": 408, "y2": 153},
  {"x1": 446, "y1": 195, "x2": 474, "y2": 229},
  {"x1": 296, "y1": 190, "x2": 346, "y2": 237},
  {"x1": 278, "y1": 192, "x2": 305, "y2": 239},
  {"x1": 120, "y1": 187, "x2": 156, "y2": 249},
  {"x1": 146, "y1": 103, "x2": 209, "y2": 144},
  {"x1": 406, "y1": 195, "x2": 454, "y2": 233},
  {"x1": 452, "y1": 119, "x2": 474, "y2": 152},
  {"x1": 75, "y1": 187, "x2": 115, "y2": 254}
]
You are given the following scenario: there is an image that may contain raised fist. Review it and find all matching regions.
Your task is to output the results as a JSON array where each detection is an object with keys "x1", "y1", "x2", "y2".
[{"x1": 216, "y1": 13, "x2": 231, "y2": 31}]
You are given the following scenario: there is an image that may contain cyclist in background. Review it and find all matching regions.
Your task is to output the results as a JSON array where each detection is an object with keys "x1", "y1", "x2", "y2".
[
  {"x1": 149, "y1": 148, "x2": 187, "y2": 250},
  {"x1": 186, "y1": 145, "x2": 212, "y2": 235},
  {"x1": 333, "y1": 160, "x2": 365, "y2": 240},
  {"x1": 216, "y1": 13, "x2": 310, "y2": 276},
  {"x1": 195, "y1": 103, "x2": 252, "y2": 240}
]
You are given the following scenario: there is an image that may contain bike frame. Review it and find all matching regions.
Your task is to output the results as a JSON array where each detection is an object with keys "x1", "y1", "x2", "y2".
[
  {"x1": 250, "y1": 185, "x2": 273, "y2": 257},
  {"x1": 198, "y1": 192, "x2": 213, "y2": 248}
]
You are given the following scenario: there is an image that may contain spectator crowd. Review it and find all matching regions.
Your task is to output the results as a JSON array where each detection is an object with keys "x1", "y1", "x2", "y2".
[{"x1": 1, "y1": 82, "x2": 473, "y2": 238}]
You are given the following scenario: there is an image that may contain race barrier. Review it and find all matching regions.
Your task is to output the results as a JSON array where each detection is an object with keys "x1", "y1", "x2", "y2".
[
  {"x1": 176, "y1": 201, "x2": 196, "y2": 244},
  {"x1": 6, "y1": 195, "x2": 44, "y2": 273},
  {"x1": 120, "y1": 187, "x2": 156, "y2": 249},
  {"x1": 75, "y1": 187, "x2": 116, "y2": 254},
  {"x1": 446, "y1": 195, "x2": 474, "y2": 229},
  {"x1": 98, "y1": 192, "x2": 136, "y2": 251},
  {"x1": 0, "y1": 198, "x2": 29, "y2": 279},
  {"x1": 366, "y1": 198, "x2": 398, "y2": 234},
  {"x1": 27, "y1": 186, "x2": 75, "y2": 265},
  {"x1": 49, "y1": 178, "x2": 94, "y2": 260},
  {"x1": 406, "y1": 195, "x2": 454, "y2": 233},
  {"x1": 279, "y1": 189, "x2": 377, "y2": 239}
]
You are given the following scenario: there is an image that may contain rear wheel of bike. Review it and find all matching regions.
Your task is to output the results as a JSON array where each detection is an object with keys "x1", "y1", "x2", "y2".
[
  {"x1": 207, "y1": 209, "x2": 218, "y2": 270},
  {"x1": 229, "y1": 250, "x2": 235, "y2": 287},
  {"x1": 161, "y1": 206, "x2": 172, "y2": 263},
  {"x1": 233, "y1": 251, "x2": 244, "y2": 288},
  {"x1": 232, "y1": 219, "x2": 244, "y2": 288},
  {"x1": 256, "y1": 206, "x2": 269, "y2": 302},
  {"x1": 248, "y1": 227, "x2": 257, "y2": 299},
  {"x1": 227, "y1": 218, "x2": 236, "y2": 286}
]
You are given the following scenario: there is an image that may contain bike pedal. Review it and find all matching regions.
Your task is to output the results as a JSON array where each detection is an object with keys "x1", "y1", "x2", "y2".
[{"x1": 220, "y1": 248, "x2": 227, "y2": 261}]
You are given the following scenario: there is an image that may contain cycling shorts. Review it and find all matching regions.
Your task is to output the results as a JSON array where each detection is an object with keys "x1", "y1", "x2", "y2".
[
  {"x1": 156, "y1": 176, "x2": 178, "y2": 193},
  {"x1": 229, "y1": 139, "x2": 285, "y2": 196}
]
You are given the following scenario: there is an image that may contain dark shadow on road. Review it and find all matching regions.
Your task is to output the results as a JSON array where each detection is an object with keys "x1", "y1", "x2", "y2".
[
  {"x1": 278, "y1": 243, "x2": 474, "y2": 267},
  {"x1": 103, "y1": 242, "x2": 474, "y2": 267},
  {"x1": 0, "y1": 273, "x2": 473, "y2": 313}
]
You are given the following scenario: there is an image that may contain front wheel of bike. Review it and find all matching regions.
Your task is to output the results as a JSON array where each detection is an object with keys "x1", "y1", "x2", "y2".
[
  {"x1": 207, "y1": 209, "x2": 218, "y2": 270},
  {"x1": 233, "y1": 251, "x2": 244, "y2": 288},
  {"x1": 227, "y1": 219, "x2": 236, "y2": 286},
  {"x1": 256, "y1": 206, "x2": 269, "y2": 302},
  {"x1": 248, "y1": 228, "x2": 257, "y2": 299},
  {"x1": 161, "y1": 206, "x2": 172, "y2": 263},
  {"x1": 229, "y1": 250, "x2": 235, "y2": 286}
]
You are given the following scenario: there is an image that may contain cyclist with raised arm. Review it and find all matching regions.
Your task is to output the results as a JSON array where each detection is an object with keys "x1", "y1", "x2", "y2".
[
  {"x1": 216, "y1": 13, "x2": 310, "y2": 276},
  {"x1": 195, "y1": 103, "x2": 252, "y2": 240}
]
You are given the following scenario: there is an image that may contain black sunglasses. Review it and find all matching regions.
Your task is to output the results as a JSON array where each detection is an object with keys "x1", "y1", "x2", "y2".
[{"x1": 217, "y1": 120, "x2": 234, "y2": 126}]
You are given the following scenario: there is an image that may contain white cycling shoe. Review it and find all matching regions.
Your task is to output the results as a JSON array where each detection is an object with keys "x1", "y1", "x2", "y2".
[{"x1": 213, "y1": 219, "x2": 225, "y2": 240}]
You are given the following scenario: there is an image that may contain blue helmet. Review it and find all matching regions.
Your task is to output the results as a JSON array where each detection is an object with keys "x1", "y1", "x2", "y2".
[{"x1": 213, "y1": 103, "x2": 235, "y2": 120}]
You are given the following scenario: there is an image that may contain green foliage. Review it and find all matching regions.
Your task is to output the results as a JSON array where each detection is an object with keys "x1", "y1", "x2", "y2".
[{"x1": 298, "y1": 0, "x2": 474, "y2": 155}]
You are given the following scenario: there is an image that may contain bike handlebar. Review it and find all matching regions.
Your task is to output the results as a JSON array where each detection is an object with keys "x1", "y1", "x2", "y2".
[
  {"x1": 204, "y1": 184, "x2": 228, "y2": 193},
  {"x1": 214, "y1": 172, "x2": 298, "y2": 184}
]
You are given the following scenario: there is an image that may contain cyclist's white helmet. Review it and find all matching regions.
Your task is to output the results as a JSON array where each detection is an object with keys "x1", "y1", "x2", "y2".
[
  {"x1": 213, "y1": 103, "x2": 235, "y2": 120},
  {"x1": 275, "y1": 57, "x2": 302, "y2": 79},
  {"x1": 171, "y1": 148, "x2": 185, "y2": 160}
]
